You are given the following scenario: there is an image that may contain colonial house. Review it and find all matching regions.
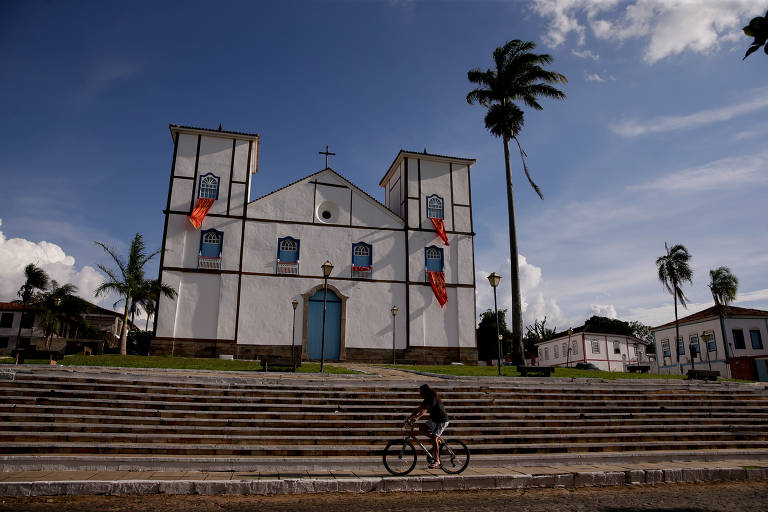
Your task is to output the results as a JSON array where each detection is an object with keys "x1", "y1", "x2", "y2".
[
  {"x1": 651, "y1": 305, "x2": 768, "y2": 380},
  {"x1": 536, "y1": 325, "x2": 651, "y2": 372},
  {"x1": 152, "y1": 124, "x2": 478, "y2": 364},
  {"x1": 0, "y1": 301, "x2": 125, "y2": 356}
]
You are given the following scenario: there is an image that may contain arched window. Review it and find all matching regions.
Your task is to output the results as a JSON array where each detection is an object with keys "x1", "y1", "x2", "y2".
[
  {"x1": 199, "y1": 229, "x2": 223, "y2": 269},
  {"x1": 426, "y1": 194, "x2": 444, "y2": 219},
  {"x1": 199, "y1": 173, "x2": 220, "y2": 199},
  {"x1": 425, "y1": 246, "x2": 444, "y2": 273},
  {"x1": 352, "y1": 243, "x2": 372, "y2": 267},
  {"x1": 276, "y1": 237, "x2": 300, "y2": 275}
]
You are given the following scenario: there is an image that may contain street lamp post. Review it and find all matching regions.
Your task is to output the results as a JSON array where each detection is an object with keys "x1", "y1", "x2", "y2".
[
  {"x1": 703, "y1": 331, "x2": 713, "y2": 371},
  {"x1": 320, "y1": 260, "x2": 334, "y2": 373},
  {"x1": 487, "y1": 272, "x2": 502, "y2": 376},
  {"x1": 391, "y1": 305, "x2": 399, "y2": 365},
  {"x1": 566, "y1": 328, "x2": 573, "y2": 368},
  {"x1": 291, "y1": 299, "x2": 299, "y2": 371}
]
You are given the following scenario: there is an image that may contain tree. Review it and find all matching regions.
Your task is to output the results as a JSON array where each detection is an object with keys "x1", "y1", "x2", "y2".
[
  {"x1": 656, "y1": 243, "x2": 693, "y2": 367},
  {"x1": 35, "y1": 281, "x2": 84, "y2": 350},
  {"x1": 476, "y1": 309, "x2": 513, "y2": 361},
  {"x1": 708, "y1": 266, "x2": 739, "y2": 364},
  {"x1": 15, "y1": 263, "x2": 50, "y2": 349},
  {"x1": 628, "y1": 321, "x2": 653, "y2": 343},
  {"x1": 467, "y1": 40, "x2": 567, "y2": 365},
  {"x1": 743, "y1": 10, "x2": 768, "y2": 59},
  {"x1": 95, "y1": 233, "x2": 162, "y2": 355},
  {"x1": 133, "y1": 278, "x2": 177, "y2": 331},
  {"x1": 523, "y1": 317, "x2": 557, "y2": 359}
]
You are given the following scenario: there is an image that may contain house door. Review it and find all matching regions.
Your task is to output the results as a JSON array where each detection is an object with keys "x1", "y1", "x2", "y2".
[{"x1": 307, "y1": 288, "x2": 341, "y2": 361}]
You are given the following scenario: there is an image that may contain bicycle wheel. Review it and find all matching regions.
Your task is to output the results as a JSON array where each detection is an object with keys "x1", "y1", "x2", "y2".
[
  {"x1": 382, "y1": 439, "x2": 417, "y2": 476},
  {"x1": 439, "y1": 439, "x2": 469, "y2": 474}
]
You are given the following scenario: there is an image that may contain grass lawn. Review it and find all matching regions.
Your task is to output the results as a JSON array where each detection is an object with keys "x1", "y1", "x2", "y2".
[
  {"x1": 382, "y1": 364, "x2": 691, "y2": 380},
  {"x1": 1, "y1": 354, "x2": 357, "y2": 374}
]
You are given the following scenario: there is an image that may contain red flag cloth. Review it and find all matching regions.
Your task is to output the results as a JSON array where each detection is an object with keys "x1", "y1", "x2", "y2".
[
  {"x1": 352, "y1": 266, "x2": 371, "y2": 271},
  {"x1": 188, "y1": 198, "x2": 215, "y2": 229},
  {"x1": 429, "y1": 217, "x2": 449, "y2": 245},
  {"x1": 427, "y1": 271, "x2": 448, "y2": 307}
]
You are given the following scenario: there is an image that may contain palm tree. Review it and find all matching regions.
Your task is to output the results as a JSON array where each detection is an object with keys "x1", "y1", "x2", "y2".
[
  {"x1": 467, "y1": 40, "x2": 567, "y2": 365},
  {"x1": 36, "y1": 281, "x2": 83, "y2": 350},
  {"x1": 94, "y1": 233, "x2": 161, "y2": 355},
  {"x1": 708, "y1": 266, "x2": 739, "y2": 364},
  {"x1": 743, "y1": 10, "x2": 768, "y2": 59},
  {"x1": 656, "y1": 243, "x2": 693, "y2": 368},
  {"x1": 134, "y1": 279, "x2": 177, "y2": 331},
  {"x1": 15, "y1": 263, "x2": 50, "y2": 349}
]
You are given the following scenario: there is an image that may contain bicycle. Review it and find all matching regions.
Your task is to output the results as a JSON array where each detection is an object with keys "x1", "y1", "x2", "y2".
[{"x1": 382, "y1": 418, "x2": 470, "y2": 476}]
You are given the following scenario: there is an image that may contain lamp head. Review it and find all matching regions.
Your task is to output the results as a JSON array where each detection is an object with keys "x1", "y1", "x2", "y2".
[
  {"x1": 291, "y1": 299, "x2": 298, "y2": 310},
  {"x1": 487, "y1": 272, "x2": 501, "y2": 288},
  {"x1": 321, "y1": 260, "x2": 334, "y2": 277},
  {"x1": 568, "y1": 328, "x2": 573, "y2": 336},
  {"x1": 391, "y1": 305, "x2": 399, "y2": 316}
]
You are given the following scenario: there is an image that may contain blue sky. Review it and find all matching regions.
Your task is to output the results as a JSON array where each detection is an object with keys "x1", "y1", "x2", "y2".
[{"x1": 2, "y1": 0, "x2": 767, "y2": 330}]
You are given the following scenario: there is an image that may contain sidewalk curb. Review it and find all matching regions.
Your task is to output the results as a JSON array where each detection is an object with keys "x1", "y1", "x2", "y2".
[{"x1": 2, "y1": 467, "x2": 766, "y2": 497}]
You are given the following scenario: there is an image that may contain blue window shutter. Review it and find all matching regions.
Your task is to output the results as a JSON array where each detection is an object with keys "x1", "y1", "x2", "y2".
[
  {"x1": 200, "y1": 229, "x2": 223, "y2": 257},
  {"x1": 425, "y1": 246, "x2": 443, "y2": 272},
  {"x1": 352, "y1": 243, "x2": 372, "y2": 267},
  {"x1": 199, "y1": 173, "x2": 220, "y2": 200},
  {"x1": 278, "y1": 237, "x2": 300, "y2": 262}
]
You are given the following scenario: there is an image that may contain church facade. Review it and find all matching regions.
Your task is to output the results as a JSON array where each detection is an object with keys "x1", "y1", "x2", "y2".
[{"x1": 153, "y1": 124, "x2": 478, "y2": 364}]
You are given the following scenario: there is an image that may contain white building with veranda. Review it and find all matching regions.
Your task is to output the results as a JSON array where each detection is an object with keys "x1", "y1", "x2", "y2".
[{"x1": 152, "y1": 124, "x2": 479, "y2": 364}]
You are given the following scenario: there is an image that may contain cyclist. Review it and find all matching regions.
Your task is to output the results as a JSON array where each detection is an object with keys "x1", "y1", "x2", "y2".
[{"x1": 407, "y1": 384, "x2": 449, "y2": 468}]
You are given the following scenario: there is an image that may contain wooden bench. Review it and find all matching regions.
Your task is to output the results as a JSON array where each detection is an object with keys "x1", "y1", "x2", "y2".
[
  {"x1": 260, "y1": 355, "x2": 301, "y2": 372},
  {"x1": 626, "y1": 365, "x2": 651, "y2": 373},
  {"x1": 12, "y1": 348, "x2": 63, "y2": 364},
  {"x1": 687, "y1": 369, "x2": 720, "y2": 381},
  {"x1": 517, "y1": 365, "x2": 553, "y2": 377}
]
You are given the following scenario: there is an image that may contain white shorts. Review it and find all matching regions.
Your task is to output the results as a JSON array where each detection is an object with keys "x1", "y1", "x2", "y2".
[{"x1": 424, "y1": 419, "x2": 449, "y2": 437}]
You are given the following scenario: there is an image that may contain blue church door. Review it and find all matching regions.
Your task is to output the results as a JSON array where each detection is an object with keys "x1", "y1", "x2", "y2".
[{"x1": 307, "y1": 288, "x2": 341, "y2": 361}]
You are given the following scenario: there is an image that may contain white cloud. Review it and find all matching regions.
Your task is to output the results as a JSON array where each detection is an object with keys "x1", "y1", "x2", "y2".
[
  {"x1": 572, "y1": 49, "x2": 600, "y2": 59},
  {"x1": 585, "y1": 72, "x2": 606, "y2": 82},
  {"x1": 736, "y1": 288, "x2": 768, "y2": 303},
  {"x1": 531, "y1": 0, "x2": 763, "y2": 63},
  {"x1": 628, "y1": 151, "x2": 768, "y2": 192},
  {"x1": 588, "y1": 303, "x2": 617, "y2": 318},
  {"x1": 611, "y1": 88, "x2": 768, "y2": 137},
  {"x1": 0, "y1": 219, "x2": 108, "y2": 308}
]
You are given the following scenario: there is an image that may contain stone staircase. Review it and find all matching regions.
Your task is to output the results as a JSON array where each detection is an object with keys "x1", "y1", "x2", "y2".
[{"x1": 1, "y1": 367, "x2": 767, "y2": 462}]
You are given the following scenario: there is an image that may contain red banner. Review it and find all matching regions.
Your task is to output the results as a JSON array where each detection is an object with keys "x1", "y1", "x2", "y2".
[
  {"x1": 188, "y1": 198, "x2": 215, "y2": 229},
  {"x1": 428, "y1": 271, "x2": 448, "y2": 307},
  {"x1": 429, "y1": 217, "x2": 449, "y2": 245}
]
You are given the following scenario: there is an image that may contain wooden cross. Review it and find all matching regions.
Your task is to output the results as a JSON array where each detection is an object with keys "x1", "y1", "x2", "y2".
[{"x1": 319, "y1": 145, "x2": 336, "y2": 168}]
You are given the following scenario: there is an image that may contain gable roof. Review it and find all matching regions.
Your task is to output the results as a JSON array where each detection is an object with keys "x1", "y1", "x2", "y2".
[
  {"x1": 652, "y1": 305, "x2": 768, "y2": 331},
  {"x1": 169, "y1": 123, "x2": 260, "y2": 141},
  {"x1": 249, "y1": 167, "x2": 405, "y2": 224},
  {"x1": 380, "y1": 150, "x2": 476, "y2": 186}
]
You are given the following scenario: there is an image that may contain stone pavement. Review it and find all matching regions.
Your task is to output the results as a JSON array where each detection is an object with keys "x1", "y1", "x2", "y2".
[{"x1": 1, "y1": 457, "x2": 767, "y2": 497}]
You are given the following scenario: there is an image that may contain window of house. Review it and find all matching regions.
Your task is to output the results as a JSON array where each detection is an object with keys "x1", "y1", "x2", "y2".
[
  {"x1": 572, "y1": 341, "x2": 578, "y2": 355},
  {"x1": 750, "y1": 329, "x2": 764, "y2": 350},
  {"x1": 426, "y1": 194, "x2": 444, "y2": 219},
  {"x1": 661, "y1": 339, "x2": 671, "y2": 357},
  {"x1": 198, "y1": 173, "x2": 220, "y2": 199},
  {"x1": 689, "y1": 334, "x2": 700, "y2": 356},
  {"x1": 199, "y1": 229, "x2": 223, "y2": 270},
  {"x1": 544, "y1": 347, "x2": 549, "y2": 360},
  {"x1": 20, "y1": 312, "x2": 34, "y2": 329},
  {"x1": 276, "y1": 237, "x2": 300, "y2": 275},
  {"x1": 352, "y1": 242, "x2": 372, "y2": 278},
  {"x1": 562, "y1": 343, "x2": 567, "y2": 357},
  {"x1": 704, "y1": 332, "x2": 717, "y2": 352},
  {"x1": 613, "y1": 341, "x2": 621, "y2": 354},
  {"x1": 538, "y1": 349, "x2": 542, "y2": 360},
  {"x1": 733, "y1": 329, "x2": 746, "y2": 350},
  {"x1": 425, "y1": 246, "x2": 444, "y2": 275},
  {"x1": 677, "y1": 337, "x2": 685, "y2": 356},
  {"x1": 553, "y1": 345, "x2": 559, "y2": 359},
  {"x1": 591, "y1": 340, "x2": 600, "y2": 354},
  {"x1": 0, "y1": 313, "x2": 13, "y2": 328},
  {"x1": 0, "y1": 337, "x2": 8, "y2": 348}
]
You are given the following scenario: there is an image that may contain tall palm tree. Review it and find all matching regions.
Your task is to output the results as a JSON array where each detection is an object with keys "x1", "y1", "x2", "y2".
[
  {"x1": 656, "y1": 243, "x2": 693, "y2": 368},
  {"x1": 36, "y1": 281, "x2": 83, "y2": 350},
  {"x1": 708, "y1": 266, "x2": 738, "y2": 363},
  {"x1": 95, "y1": 233, "x2": 161, "y2": 355},
  {"x1": 15, "y1": 264, "x2": 50, "y2": 349},
  {"x1": 467, "y1": 40, "x2": 567, "y2": 365}
]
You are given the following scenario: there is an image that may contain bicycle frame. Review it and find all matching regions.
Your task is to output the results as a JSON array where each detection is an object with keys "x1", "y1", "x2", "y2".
[{"x1": 404, "y1": 422, "x2": 444, "y2": 462}]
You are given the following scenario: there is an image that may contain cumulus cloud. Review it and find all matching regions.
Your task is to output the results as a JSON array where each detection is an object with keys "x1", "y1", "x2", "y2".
[
  {"x1": 585, "y1": 72, "x2": 606, "y2": 82},
  {"x1": 0, "y1": 219, "x2": 106, "y2": 307},
  {"x1": 611, "y1": 87, "x2": 768, "y2": 137},
  {"x1": 572, "y1": 49, "x2": 600, "y2": 59},
  {"x1": 588, "y1": 303, "x2": 617, "y2": 318},
  {"x1": 628, "y1": 151, "x2": 768, "y2": 192},
  {"x1": 530, "y1": 0, "x2": 762, "y2": 63}
]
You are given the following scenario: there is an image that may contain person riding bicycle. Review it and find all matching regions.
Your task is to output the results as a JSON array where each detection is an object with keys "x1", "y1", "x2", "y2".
[{"x1": 407, "y1": 384, "x2": 449, "y2": 469}]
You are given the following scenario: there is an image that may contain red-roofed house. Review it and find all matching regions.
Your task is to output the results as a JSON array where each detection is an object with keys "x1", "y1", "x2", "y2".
[{"x1": 651, "y1": 305, "x2": 768, "y2": 380}]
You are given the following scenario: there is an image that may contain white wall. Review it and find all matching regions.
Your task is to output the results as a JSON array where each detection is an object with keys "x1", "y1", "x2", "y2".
[{"x1": 537, "y1": 333, "x2": 646, "y2": 372}]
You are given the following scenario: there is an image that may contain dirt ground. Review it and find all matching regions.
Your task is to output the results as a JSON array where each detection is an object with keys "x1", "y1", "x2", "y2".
[{"x1": 2, "y1": 481, "x2": 768, "y2": 512}]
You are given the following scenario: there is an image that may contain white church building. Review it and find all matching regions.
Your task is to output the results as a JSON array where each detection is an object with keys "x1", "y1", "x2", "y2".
[{"x1": 152, "y1": 124, "x2": 478, "y2": 364}]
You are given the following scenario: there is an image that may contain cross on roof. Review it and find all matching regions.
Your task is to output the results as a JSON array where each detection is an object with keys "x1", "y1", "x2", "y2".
[{"x1": 319, "y1": 145, "x2": 336, "y2": 168}]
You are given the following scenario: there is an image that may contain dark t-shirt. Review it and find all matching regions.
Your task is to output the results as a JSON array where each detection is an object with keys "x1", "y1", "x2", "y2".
[{"x1": 421, "y1": 395, "x2": 448, "y2": 423}]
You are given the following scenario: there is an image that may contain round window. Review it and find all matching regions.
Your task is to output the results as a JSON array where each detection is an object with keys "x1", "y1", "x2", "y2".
[
  {"x1": 321, "y1": 210, "x2": 332, "y2": 219},
  {"x1": 316, "y1": 201, "x2": 339, "y2": 223}
]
